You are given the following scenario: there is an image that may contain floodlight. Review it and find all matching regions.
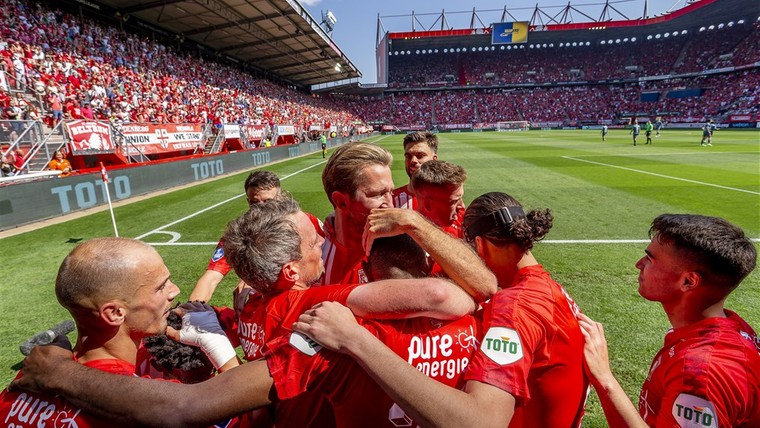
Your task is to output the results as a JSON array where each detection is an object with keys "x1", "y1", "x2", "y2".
[
  {"x1": 600, "y1": 41, "x2": 605, "y2": 45},
  {"x1": 647, "y1": 35, "x2": 653, "y2": 40},
  {"x1": 631, "y1": 37, "x2": 637, "y2": 42},
  {"x1": 717, "y1": 23, "x2": 724, "y2": 29},
  {"x1": 708, "y1": 25, "x2": 714, "y2": 30}
]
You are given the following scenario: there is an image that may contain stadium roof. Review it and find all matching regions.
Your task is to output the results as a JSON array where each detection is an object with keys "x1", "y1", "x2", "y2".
[
  {"x1": 92, "y1": 0, "x2": 361, "y2": 88},
  {"x1": 381, "y1": 0, "x2": 757, "y2": 48},
  {"x1": 387, "y1": 0, "x2": 760, "y2": 59}
]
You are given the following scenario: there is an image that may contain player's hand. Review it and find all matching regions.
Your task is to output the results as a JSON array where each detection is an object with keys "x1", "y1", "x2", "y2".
[
  {"x1": 10, "y1": 336, "x2": 74, "y2": 393},
  {"x1": 363, "y1": 208, "x2": 419, "y2": 255},
  {"x1": 174, "y1": 302, "x2": 237, "y2": 369},
  {"x1": 166, "y1": 301, "x2": 214, "y2": 341},
  {"x1": 292, "y1": 302, "x2": 367, "y2": 354},
  {"x1": 576, "y1": 313, "x2": 615, "y2": 387}
]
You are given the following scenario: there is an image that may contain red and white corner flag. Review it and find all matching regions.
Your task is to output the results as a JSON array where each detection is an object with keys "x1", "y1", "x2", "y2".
[
  {"x1": 100, "y1": 162, "x2": 119, "y2": 237},
  {"x1": 100, "y1": 163, "x2": 110, "y2": 183}
]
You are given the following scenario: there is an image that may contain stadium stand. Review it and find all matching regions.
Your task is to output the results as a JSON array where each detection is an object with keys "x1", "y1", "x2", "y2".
[
  {"x1": 0, "y1": 0, "x2": 757, "y2": 178},
  {"x1": 0, "y1": 0, "x2": 362, "y2": 134}
]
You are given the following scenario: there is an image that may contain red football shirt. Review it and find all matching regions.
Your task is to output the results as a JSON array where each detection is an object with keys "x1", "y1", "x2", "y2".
[
  {"x1": 238, "y1": 284, "x2": 358, "y2": 428},
  {"x1": 266, "y1": 314, "x2": 481, "y2": 428},
  {"x1": 237, "y1": 284, "x2": 359, "y2": 361},
  {"x1": 318, "y1": 215, "x2": 364, "y2": 286},
  {"x1": 463, "y1": 264, "x2": 588, "y2": 428},
  {"x1": 639, "y1": 310, "x2": 760, "y2": 427},
  {"x1": 393, "y1": 184, "x2": 417, "y2": 210},
  {"x1": 0, "y1": 359, "x2": 135, "y2": 428}
]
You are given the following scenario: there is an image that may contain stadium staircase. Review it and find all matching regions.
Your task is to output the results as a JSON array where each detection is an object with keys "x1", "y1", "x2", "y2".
[
  {"x1": 671, "y1": 39, "x2": 693, "y2": 72},
  {"x1": 25, "y1": 127, "x2": 65, "y2": 172}
]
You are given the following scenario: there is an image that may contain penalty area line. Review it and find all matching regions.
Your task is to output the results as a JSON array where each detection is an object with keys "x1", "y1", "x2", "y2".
[
  {"x1": 562, "y1": 156, "x2": 760, "y2": 195},
  {"x1": 136, "y1": 160, "x2": 328, "y2": 240}
]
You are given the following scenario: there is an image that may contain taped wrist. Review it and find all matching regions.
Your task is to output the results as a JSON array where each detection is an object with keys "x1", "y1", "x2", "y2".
[{"x1": 179, "y1": 311, "x2": 237, "y2": 369}]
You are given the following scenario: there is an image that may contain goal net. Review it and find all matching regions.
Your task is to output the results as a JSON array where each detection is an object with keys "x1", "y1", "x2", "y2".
[{"x1": 495, "y1": 121, "x2": 530, "y2": 131}]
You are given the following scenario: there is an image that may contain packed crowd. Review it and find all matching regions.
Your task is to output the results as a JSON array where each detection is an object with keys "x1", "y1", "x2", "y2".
[
  {"x1": 3, "y1": 135, "x2": 758, "y2": 428},
  {"x1": 338, "y1": 67, "x2": 759, "y2": 126},
  {"x1": 388, "y1": 23, "x2": 759, "y2": 87},
  {"x1": 0, "y1": 0, "x2": 361, "y2": 131},
  {"x1": 0, "y1": 0, "x2": 756, "y2": 135}
]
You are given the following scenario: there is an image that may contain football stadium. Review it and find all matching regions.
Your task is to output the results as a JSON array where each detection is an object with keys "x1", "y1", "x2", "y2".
[{"x1": 0, "y1": 0, "x2": 758, "y2": 426}]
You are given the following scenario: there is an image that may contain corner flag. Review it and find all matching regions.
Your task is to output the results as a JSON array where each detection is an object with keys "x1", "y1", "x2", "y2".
[{"x1": 100, "y1": 162, "x2": 119, "y2": 237}]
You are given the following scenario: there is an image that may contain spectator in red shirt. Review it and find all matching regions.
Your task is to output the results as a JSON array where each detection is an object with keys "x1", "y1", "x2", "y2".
[{"x1": 80, "y1": 100, "x2": 94, "y2": 120}]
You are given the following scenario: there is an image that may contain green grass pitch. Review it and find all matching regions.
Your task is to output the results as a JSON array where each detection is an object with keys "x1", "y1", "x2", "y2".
[{"x1": 1, "y1": 129, "x2": 758, "y2": 426}]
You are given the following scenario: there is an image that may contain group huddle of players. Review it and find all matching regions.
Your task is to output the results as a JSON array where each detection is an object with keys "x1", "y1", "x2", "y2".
[{"x1": 2, "y1": 132, "x2": 758, "y2": 428}]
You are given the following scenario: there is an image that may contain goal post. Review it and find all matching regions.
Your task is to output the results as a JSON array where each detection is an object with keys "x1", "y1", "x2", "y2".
[{"x1": 495, "y1": 121, "x2": 530, "y2": 131}]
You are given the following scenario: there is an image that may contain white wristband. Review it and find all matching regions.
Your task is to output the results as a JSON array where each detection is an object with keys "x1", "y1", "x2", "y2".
[{"x1": 179, "y1": 310, "x2": 237, "y2": 370}]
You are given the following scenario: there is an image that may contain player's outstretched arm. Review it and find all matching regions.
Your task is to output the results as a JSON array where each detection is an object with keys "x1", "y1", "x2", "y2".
[
  {"x1": 364, "y1": 208, "x2": 497, "y2": 302},
  {"x1": 294, "y1": 302, "x2": 515, "y2": 428},
  {"x1": 11, "y1": 345, "x2": 274, "y2": 428},
  {"x1": 347, "y1": 277, "x2": 477, "y2": 320},
  {"x1": 189, "y1": 269, "x2": 225, "y2": 301},
  {"x1": 577, "y1": 313, "x2": 648, "y2": 428}
]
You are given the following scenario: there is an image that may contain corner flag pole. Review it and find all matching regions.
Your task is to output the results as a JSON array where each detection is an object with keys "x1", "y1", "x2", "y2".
[{"x1": 100, "y1": 162, "x2": 119, "y2": 237}]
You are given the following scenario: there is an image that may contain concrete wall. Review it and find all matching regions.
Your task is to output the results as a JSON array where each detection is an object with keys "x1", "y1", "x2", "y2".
[{"x1": 0, "y1": 136, "x2": 357, "y2": 231}]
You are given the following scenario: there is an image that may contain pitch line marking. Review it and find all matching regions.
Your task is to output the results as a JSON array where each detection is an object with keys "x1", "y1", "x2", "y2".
[
  {"x1": 568, "y1": 151, "x2": 757, "y2": 157},
  {"x1": 145, "y1": 238, "x2": 760, "y2": 246},
  {"x1": 562, "y1": 156, "x2": 760, "y2": 195},
  {"x1": 136, "y1": 160, "x2": 328, "y2": 241}
]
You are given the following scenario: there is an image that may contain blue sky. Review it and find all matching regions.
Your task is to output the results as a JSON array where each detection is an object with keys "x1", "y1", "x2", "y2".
[{"x1": 302, "y1": 0, "x2": 680, "y2": 83}]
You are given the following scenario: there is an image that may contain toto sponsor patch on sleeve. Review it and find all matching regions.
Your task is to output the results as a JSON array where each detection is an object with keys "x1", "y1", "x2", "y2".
[
  {"x1": 480, "y1": 327, "x2": 523, "y2": 365},
  {"x1": 671, "y1": 393, "x2": 718, "y2": 428}
]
